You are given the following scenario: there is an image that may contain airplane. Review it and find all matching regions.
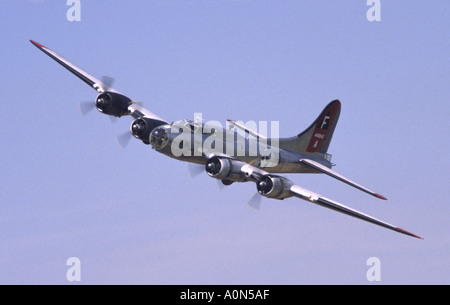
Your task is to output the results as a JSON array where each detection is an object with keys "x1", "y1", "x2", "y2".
[{"x1": 30, "y1": 39, "x2": 423, "y2": 240}]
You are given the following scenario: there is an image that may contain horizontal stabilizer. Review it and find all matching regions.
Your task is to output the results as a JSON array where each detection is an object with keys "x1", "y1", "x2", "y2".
[
  {"x1": 227, "y1": 119, "x2": 267, "y2": 139},
  {"x1": 300, "y1": 158, "x2": 387, "y2": 200}
]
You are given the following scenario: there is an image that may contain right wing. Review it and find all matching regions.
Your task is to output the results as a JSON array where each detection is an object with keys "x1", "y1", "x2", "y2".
[
  {"x1": 289, "y1": 184, "x2": 422, "y2": 239},
  {"x1": 206, "y1": 155, "x2": 422, "y2": 239}
]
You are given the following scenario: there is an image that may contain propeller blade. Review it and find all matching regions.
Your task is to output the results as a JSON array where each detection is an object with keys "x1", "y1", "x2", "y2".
[
  {"x1": 79, "y1": 101, "x2": 96, "y2": 117},
  {"x1": 100, "y1": 75, "x2": 115, "y2": 92},
  {"x1": 116, "y1": 131, "x2": 132, "y2": 149},
  {"x1": 247, "y1": 192, "x2": 262, "y2": 210},
  {"x1": 217, "y1": 179, "x2": 225, "y2": 190},
  {"x1": 109, "y1": 116, "x2": 119, "y2": 124},
  {"x1": 188, "y1": 163, "x2": 204, "y2": 179}
]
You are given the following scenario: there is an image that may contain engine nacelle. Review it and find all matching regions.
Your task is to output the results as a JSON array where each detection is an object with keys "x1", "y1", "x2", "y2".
[
  {"x1": 205, "y1": 156, "x2": 247, "y2": 182},
  {"x1": 256, "y1": 175, "x2": 294, "y2": 200},
  {"x1": 95, "y1": 92, "x2": 132, "y2": 117},
  {"x1": 131, "y1": 117, "x2": 168, "y2": 144}
]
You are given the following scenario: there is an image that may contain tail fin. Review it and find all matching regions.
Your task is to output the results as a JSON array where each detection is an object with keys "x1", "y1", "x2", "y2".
[{"x1": 279, "y1": 100, "x2": 341, "y2": 155}]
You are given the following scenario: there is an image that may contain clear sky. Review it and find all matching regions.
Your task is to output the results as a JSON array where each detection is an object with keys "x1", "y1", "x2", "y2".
[{"x1": 0, "y1": 0, "x2": 448, "y2": 284}]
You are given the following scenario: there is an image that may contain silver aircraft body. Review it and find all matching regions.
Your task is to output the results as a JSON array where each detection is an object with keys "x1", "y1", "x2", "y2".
[{"x1": 30, "y1": 40, "x2": 422, "y2": 239}]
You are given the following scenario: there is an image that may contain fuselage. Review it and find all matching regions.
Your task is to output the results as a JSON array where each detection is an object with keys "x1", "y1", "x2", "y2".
[{"x1": 148, "y1": 119, "x2": 331, "y2": 174}]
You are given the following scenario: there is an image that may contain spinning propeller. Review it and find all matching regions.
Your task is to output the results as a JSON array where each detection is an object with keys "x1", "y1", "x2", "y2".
[{"x1": 79, "y1": 75, "x2": 115, "y2": 117}]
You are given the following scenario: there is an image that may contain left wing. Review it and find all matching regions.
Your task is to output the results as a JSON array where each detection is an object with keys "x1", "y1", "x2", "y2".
[
  {"x1": 206, "y1": 156, "x2": 422, "y2": 239},
  {"x1": 30, "y1": 40, "x2": 117, "y2": 94},
  {"x1": 30, "y1": 39, "x2": 166, "y2": 123}
]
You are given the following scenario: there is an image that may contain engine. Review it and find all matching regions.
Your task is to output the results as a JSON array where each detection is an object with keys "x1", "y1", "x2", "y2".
[
  {"x1": 205, "y1": 156, "x2": 247, "y2": 182},
  {"x1": 131, "y1": 117, "x2": 168, "y2": 144},
  {"x1": 256, "y1": 175, "x2": 294, "y2": 200},
  {"x1": 95, "y1": 92, "x2": 132, "y2": 117}
]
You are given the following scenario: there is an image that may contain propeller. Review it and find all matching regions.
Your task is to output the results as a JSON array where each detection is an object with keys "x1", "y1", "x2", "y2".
[
  {"x1": 116, "y1": 131, "x2": 133, "y2": 149},
  {"x1": 188, "y1": 163, "x2": 204, "y2": 179},
  {"x1": 189, "y1": 161, "x2": 264, "y2": 208},
  {"x1": 113, "y1": 101, "x2": 147, "y2": 149},
  {"x1": 78, "y1": 75, "x2": 115, "y2": 117},
  {"x1": 187, "y1": 163, "x2": 227, "y2": 190},
  {"x1": 247, "y1": 192, "x2": 262, "y2": 210},
  {"x1": 99, "y1": 75, "x2": 114, "y2": 92},
  {"x1": 109, "y1": 116, "x2": 119, "y2": 124},
  {"x1": 79, "y1": 101, "x2": 96, "y2": 117}
]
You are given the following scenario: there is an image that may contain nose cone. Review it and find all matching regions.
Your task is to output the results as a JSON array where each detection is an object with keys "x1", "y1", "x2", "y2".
[
  {"x1": 131, "y1": 120, "x2": 146, "y2": 136},
  {"x1": 95, "y1": 93, "x2": 112, "y2": 112}
]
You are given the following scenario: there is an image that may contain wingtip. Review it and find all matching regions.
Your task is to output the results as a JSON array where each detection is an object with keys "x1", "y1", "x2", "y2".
[
  {"x1": 397, "y1": 227, "x2": 423, "y2": 240},
  {"x1": 30, "y1": 39, "x2": 46, "y2": 49},
  {"x1": 375, "y1": 193, "x2": 388, "y2": 200}
]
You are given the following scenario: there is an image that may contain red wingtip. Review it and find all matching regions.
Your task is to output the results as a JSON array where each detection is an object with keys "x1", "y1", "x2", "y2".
[
  {"x1": 397, "y1": 227, "x2": 423, "y2": 240},
  {"x1": 375, "y1": 193, "x2": 388, "y2": 200},
  {"x1": 30, "y1": 40, "x2": 46, "y2": 49}
]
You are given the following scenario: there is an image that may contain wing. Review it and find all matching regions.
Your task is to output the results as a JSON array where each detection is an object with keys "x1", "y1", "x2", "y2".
[
  {"x1": 127, "y1": 101, "x2": 166, "y2": 121},
  {"x1": 30, "y1": 40, "x2": 167, "y2": 123},
  {"x1": 206, "y1": 155, "x2": 422, "y2": 239},
  {"x1": 30, "y1": 40, "x2": 118, "y2": 94},
  {"x1": 300, "y1": 158, "x2": 387, "y2": 200},
  {"x1": 289, "y1": 184, "x2": 422, "y2": 239}
]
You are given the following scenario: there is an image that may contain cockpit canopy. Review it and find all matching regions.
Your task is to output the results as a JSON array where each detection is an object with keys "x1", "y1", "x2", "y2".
[{"x1": 172, "y1": 119, "x2": 202, "y2": 133}]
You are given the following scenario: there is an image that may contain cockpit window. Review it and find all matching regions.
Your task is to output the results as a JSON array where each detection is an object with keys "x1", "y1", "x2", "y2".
[
  {"x1": 171, "y1": 119, "x2": 203, "y2": 134},
  {"x1": 184, "y1": 119, "x2": 201, "y2": 132}
]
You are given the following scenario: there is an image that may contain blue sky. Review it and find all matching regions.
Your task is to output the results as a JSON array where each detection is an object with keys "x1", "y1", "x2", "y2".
[{"x1": 0, "y1": 0, "x2": 448, "y2": 284}]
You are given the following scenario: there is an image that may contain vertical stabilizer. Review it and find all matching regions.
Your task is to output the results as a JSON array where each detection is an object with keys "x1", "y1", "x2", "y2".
[{"x1": 279, "y1": 100, "x2": 341, "y2": 156}]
